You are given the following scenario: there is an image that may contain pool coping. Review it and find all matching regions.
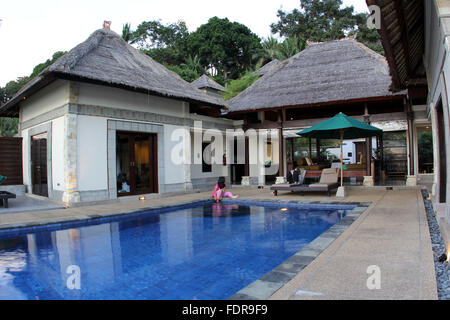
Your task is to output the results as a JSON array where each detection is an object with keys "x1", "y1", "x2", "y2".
[
  {"x1": 227, "y1": 200, "x2": 371, "y2": 300},
  {"x1": 0, "y1": 199, "x2": 212, "y2": 235}
]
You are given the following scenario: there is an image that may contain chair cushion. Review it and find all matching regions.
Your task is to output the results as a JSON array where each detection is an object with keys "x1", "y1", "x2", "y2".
[
  {"x1": 319, "y1": 168, "x2": 338, "y2": 184},
  {"x1": 0, "y1": 175, "x2": 6, "y2": 185}
]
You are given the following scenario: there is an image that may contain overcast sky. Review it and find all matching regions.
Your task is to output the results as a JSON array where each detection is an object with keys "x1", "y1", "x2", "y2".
[{"x1": 0, "y1": 0, "x2": 369, "y2": 87}]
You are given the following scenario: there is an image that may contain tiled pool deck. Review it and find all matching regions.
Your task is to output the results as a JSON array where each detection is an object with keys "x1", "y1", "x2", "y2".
[{"x1": 0, "y1": 186, "x2": 438, "y2": 300}]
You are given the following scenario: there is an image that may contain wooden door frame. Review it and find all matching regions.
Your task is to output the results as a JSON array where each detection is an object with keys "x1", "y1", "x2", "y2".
[
  {"x1": 31, "y1": 133, "x2": 48, "y2": 197},
  {"x1": 116, "y1": 131, "x2": 158, "y2": 196},
  {"x1": 436, "y1": 98, "x2": 447, "y2": 203}
]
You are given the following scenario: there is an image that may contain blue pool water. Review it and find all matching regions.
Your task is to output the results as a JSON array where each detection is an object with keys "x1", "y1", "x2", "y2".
[{"x1": 0, "y1": 201, "x2": 353, "y2": 300}]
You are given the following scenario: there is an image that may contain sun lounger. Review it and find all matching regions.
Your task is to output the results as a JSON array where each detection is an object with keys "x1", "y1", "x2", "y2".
[{"x1": 271, "y1": 168, "x2": 339, "y2": 196}]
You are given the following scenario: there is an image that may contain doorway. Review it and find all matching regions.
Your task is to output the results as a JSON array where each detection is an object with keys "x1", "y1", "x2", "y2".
[
  {"x1": 436, "y1": 99, "x2": 447, "y2": 203},
  {"x1": 116, "y1": 132, "x2": 158, "y2": 196},
  {"x1": 31, "y1": 133, "x2": 48, "y2": 197},
  {"x1": 382, "y1": 131, "x2": 407, "y2": 180},
  {"x1": 354, "y1": 141, "x2": 366, "y2": 163}
]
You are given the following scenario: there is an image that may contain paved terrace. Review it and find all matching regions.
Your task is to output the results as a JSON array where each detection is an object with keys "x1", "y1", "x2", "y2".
[{"x1": 0, "y1": 186, "x2": 437, "y2": 300}]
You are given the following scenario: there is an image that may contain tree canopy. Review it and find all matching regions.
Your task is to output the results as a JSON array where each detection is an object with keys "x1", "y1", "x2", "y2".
[
  {"x1": 0, "y1": 51, "x2": 66, "y2": 136},
  {"x1": 188, "y1": 17, "x2": 262, "y2": 81},
  {"x1": 270, "y1": 0, "x2": 384, "y2": 55}
]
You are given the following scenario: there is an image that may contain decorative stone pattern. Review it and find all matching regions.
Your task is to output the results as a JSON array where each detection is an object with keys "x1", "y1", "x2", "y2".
[{"x1": 228, "y1": 199, "x2": 370, "y2": 300}]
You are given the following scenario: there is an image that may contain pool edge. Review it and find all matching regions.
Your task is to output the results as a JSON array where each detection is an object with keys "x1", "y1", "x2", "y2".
[{"x1": 227, "y1": 202, "x2": 370, "y2": 300}]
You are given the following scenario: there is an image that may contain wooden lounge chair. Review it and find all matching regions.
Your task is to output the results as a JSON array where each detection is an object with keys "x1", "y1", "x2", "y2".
[{"x1": 271, "y1": 168, "x2": 339, "y2": 197}]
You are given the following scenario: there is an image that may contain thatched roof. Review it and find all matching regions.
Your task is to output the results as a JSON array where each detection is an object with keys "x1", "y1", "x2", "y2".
[
  {"x1": 255, "y1": 59, "x2": 280, "y2": 76},
  {"x1": 228, "y1": 39, "x2": 406, "y2": 113},
  {"x1": 0, "y1": 29, "x2": 224, "y2": 116},
  {"x1": 191, "y1": 74, "x2": 225, "y2": 92}
]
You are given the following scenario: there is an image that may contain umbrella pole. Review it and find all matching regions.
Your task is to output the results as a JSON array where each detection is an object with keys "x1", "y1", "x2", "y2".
[{"x1": 340, "y1": 129, "x2": 343, "y2": 187}]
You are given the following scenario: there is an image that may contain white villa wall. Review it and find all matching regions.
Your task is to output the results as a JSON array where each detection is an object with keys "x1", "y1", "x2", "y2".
[
  {"x1": 424, "y1": 0, "x2": 450, "y2": 248},
  {"x1": 17, "y1": 78, "x2": 237, "y2": 200},
  {"x1": 164, "y1": 124, "x2": 189, "y2": 185},
  {"x1": 20, "y1": 80, "x2": 68, "y2": 122},
  {"x1": 52, "y1": 116, "x2": 65, "y2": 191},
  {"x1": 21, "y1": 129, "x2": 30, "y2": 187},
  {"x1": 77, "y1": 82, "x2": 185, "y2": 118},
  {"x1": 77, "y1": 115, "x2": 108, "y2": 192}
]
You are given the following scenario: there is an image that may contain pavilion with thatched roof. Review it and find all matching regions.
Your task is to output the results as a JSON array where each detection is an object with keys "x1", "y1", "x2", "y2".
[
  {"x1": 226, "y1": 38, "x2": 429, "y2": 186},
  {"x1": 191, "y1": 74, "x2": 225, "y2": 99}
]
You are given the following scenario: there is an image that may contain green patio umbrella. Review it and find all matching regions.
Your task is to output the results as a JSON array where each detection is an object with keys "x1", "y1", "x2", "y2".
[{"x1": 297, "y1": 112, "x2": 382, "y2": 187}]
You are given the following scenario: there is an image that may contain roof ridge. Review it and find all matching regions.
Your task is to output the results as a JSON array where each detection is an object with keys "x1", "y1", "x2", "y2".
[{"x1": 48, "y1": 29, "x2": 107, "y2": 73}]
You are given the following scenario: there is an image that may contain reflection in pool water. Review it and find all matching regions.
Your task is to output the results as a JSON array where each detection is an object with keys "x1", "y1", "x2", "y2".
[{"x1": 0, "y1": 202, "x2": 350, "y2": 300}]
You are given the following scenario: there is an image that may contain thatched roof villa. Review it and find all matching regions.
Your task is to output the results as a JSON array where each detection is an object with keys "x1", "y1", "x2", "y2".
[
  {"x1": 0, "y1": 27, "x2": 235, "y2": 203},
  {"x1": 226, "y1": 38, "x2": 430, "y2": 186}
]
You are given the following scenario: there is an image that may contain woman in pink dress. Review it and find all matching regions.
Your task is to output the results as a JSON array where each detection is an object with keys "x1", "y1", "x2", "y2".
[{"x1": 211, "y1": 176, "x2": 239, "y2": 203}]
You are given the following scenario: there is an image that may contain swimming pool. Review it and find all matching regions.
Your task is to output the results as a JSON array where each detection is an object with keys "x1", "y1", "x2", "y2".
[{"x1": 0, "y1": 200, "x2": 354, "y2": 300}]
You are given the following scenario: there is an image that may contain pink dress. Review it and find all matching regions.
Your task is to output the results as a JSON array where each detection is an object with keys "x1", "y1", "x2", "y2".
[{"x1": 212, "y1": 184, "x2": 234, "y2": 199}]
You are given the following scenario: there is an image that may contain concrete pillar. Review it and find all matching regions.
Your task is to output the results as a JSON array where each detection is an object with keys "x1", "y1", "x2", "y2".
[{"x1": 62, "y1": 113, "x2": 80, "y2": 203}]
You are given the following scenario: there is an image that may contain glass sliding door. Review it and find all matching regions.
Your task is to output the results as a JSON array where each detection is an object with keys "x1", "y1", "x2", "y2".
[
  {"x1": 116, "y1": 132, "x2": 158, "y2": 196},
  {"x1": 31, "y1": 133, "x2": 48, "y2": 197}
]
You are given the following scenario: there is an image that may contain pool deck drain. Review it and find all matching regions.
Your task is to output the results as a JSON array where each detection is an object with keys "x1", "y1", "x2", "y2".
[{"x1": 228, "y1": 203, "x2": 368, "y2": 300}]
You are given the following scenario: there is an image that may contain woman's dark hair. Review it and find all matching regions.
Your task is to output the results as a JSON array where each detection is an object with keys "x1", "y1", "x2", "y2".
[{"x1": 217, "y1": 176, "x2": 226, "y2": 189}]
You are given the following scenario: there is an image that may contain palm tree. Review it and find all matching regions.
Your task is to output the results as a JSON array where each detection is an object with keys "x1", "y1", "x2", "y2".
[
  {"x1": 180, "y1": 55, "x2": 204, "y2": 75},
  {"x1": 275, "y1": 36, "x2": 306, "y2": 60},
  {"x1": 122, "y1": 23, "x2": 133, "y2": 43},
  {"x1": 253, "y1": 36, "x2": 280, "y2": 67}
]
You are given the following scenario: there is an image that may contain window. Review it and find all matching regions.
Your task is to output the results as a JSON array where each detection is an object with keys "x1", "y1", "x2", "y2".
[{"x1": 417, "y1": 126, "x2": 434, "y2": 174}]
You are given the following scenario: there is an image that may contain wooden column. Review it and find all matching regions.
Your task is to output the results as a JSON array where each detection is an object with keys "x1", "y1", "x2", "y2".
[
  {"x1": 406, "y1": 100, "x2": 415, "y2": 176},
  {"x1": 244, "y1": 117, "x2": 249, "y2": 177},
  {"x1": 364, "y1": 103, "x2": 371, "y2": 176},
  {"x1": 309, "y1": 138, "x2": 312, "y2": 157},
  {"x1": 316, "y1": 139, "x2": 320, "y2": 159},
  {"x1": 278, "y1": 110, "x2": 284, "y2": 177}
]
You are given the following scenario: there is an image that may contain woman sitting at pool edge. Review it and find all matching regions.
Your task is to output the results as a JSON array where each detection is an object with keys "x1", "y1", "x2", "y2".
[{"x1": 212, "y1": 176, "x2": 239, "y2": 203}]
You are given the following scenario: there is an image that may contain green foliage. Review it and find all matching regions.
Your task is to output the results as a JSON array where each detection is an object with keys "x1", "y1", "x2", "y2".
[
  {"x1": 1, "y1": 76, "x2": 30, "y2": 98},
  {"x1": 165, "y1": 64, "x2": 200, "y2": 83},
  {"x1": 0, "y1": 51, "x2": 66, "y2": 136},
  {"x1": 270, "y1": 0, "x2": 384, "y2": 56},
  {"x1": 122, "y1": 23, "x2": 133, "y2": 42},
  {"x1": 131, "y1": 20, "x2": 190, "y2": 66},
  {"x1": 351, "y1": 13, "x2": 384, "y2": 55},
  {"x1": 180, "y1": 55, "x2": 204, "y2": 75},
  {"x1": 223, "y1": 72, "x2": 259, "y2": 100},
  {"x1": 188, "y1": 17, "x2": 262, "y2": 80},
  {"x1": 276, "y1": 36, "x2": 306, "y2": 60},
  {"x1": 30, "y1": 51, "x2": 66, "y2": 78},
  {"x1": 0, "y1": 118, "x2": 19, "y2": 137}
]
